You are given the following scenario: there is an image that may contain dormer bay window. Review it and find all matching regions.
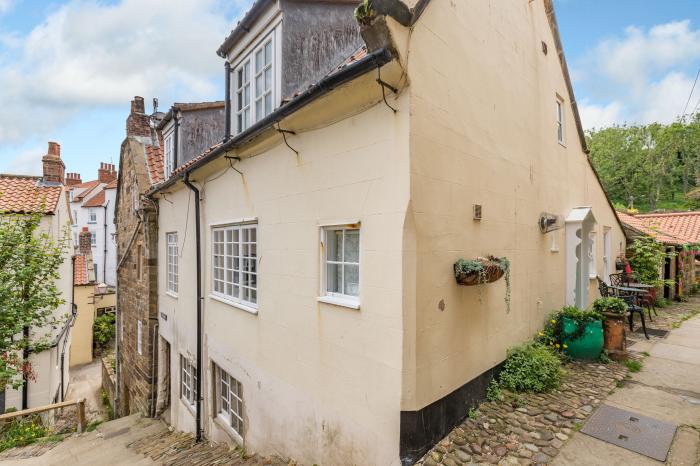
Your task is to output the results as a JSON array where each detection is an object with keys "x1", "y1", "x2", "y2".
[
  {"x1": 235, "y1": 34, "x2": 275, "y2": 134},
  {"x1": 164, "y1": 132, "x2": 174, "y2": 179}
]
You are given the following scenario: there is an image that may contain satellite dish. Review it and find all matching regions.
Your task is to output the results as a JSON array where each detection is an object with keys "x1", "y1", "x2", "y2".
[{"x1": 539, "y1": 212, "x2": 563, "y2": 233}]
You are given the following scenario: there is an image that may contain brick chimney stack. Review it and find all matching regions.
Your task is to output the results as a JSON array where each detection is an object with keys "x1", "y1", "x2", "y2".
[
  {"x1": 79, "y1": 227, "x2": 92, "y2": 255},
  {"x1": 98, "y1": 163, "x2": 117, "y2": 183},
  {"x1": 126, "y1": 96, "x2": 152, "y2": 138},
  {"x1": 42, "y1": 141, "x2": 65, "y2": 184},
  {"x1": 65, "y1": 172, "x2": 82, "y2": 186}
]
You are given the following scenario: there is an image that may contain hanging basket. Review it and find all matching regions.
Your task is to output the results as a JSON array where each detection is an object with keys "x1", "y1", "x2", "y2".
[{"x1": 454, "y1": 257, "x2": 506, "y2": 286}]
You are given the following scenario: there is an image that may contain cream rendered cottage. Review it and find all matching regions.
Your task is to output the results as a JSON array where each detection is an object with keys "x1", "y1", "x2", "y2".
[{"x1": 151, "y1": 1, "x2": 624, "y2": 464}]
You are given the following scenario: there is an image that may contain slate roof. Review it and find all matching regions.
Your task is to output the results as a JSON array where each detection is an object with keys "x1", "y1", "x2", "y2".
[
  {"x1": 0, "y1": 175, "x2": 62, "y2": 214},
  {"x1": 74, "y1": 254, "x2": 92, "y2": 286}
]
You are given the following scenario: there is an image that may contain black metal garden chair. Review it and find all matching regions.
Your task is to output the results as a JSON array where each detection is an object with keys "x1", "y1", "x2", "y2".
[
  {"x1": 598, "y1": 277, "x2": 649, "y2": 339},
  {"x1": 609, "y1": 272, "x2": 657, "y2": 321}
]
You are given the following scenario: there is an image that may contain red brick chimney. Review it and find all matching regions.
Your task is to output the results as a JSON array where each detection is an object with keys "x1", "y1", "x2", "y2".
[
  {"x1": 126, "y1": 96, "x2": 151, "y2": 138},
  {"x1": 79, "y1": 227, "x2": 92, "y2": 254},
  {"x1": 65, "y1": 172, "x2": 82, "y2": 186},
  {"x1": 98, "y1": 163, "x2": 117, "y2": 183},
  {"x1": 42, "y1": 142, "x2": 65, "y2": 184}
]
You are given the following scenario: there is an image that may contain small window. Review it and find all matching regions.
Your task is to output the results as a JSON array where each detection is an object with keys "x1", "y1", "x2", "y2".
[
  {"x1": 164, "y1": 133, "x2": 174, "y2": 179},
  {"x1": 90, "y1": 231, "x2": 97, "y2": 247},
  {"x1": 88, "y1": 208, "x2": 97, "y2": 224},
  {"x1": 212, "y1": 223, "x2": 258, "y2": 307},
  {"x1": 72, "y1": 210, "x2": 78, "y2": 226},
  {"x1": 213, "y1": 363, "x2": 244, "y2": 437},
  {"x1": 556, "y1": 97, "x2": 565, "y2": 144},
  {"x1": 180, "y1": 355, "x2": 197, "y2": 408},
  {"x1": 167, "y1": 233, "x2": 178, "y2": 295},
  {"x1": 234, "y1": 32, "x2": 275, "y2": 135},
  {"x1": 322, "y1": 226, "x2": 360, "y2": 302},
  {"x1": 137, "y1": 320, "x2": 142, "y2": 355}
]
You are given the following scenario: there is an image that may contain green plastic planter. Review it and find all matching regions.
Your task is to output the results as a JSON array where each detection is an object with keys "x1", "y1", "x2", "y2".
[{"x1": 562, "y1": 317, "x2": 604, "y2": 360}]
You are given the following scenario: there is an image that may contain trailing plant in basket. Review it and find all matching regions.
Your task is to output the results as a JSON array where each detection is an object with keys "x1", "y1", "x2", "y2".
[
  {"x1": 592, "y1": 297, "x2": 627, "y2": 316},
  {"x1": 454, "y1": 256, "x2": 511, "y2": 312}
]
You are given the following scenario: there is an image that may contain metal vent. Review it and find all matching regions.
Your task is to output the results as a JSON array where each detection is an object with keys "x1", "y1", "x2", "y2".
[{"x1": 473, "y1": 204, "x2": 482, "y2": 221}]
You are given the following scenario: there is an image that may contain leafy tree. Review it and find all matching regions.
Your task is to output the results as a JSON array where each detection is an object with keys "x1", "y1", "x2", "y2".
[
  {"x1": 0, "y1": 211, "x2": 68, "y2": 390},
  {"x1": 587, "y1": 115, "x2": 700, "y2": 212},
  {"x1": 627, "y1": 236, "x2": 669, "y2": 286}
]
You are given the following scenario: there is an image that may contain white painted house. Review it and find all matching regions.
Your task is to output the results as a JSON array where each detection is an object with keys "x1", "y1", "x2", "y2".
[{"x1": 67, "y1": 164, "x2": 118, "y2": 286}]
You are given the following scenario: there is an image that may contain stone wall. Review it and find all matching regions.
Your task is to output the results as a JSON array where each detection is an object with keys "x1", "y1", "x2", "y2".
[
  {"x1": 101, "y1": 356, "x2": 116, "y2": 411},
  {"x1": 115, "y1": 119, "x2": 160, "y2": 417}
]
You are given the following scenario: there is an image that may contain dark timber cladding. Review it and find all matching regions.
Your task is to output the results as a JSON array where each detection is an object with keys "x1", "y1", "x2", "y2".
[{"x1": 399, "y1": 363, "x2": 504, "y2": 466}]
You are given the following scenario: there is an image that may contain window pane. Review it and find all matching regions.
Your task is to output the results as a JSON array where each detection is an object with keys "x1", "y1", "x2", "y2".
[
  {"x1": 265, "y1": 94, "x2": 272, "y2": 115},
  {"x1": 256, "y1": 75, "x2": 263, "y2": 97},
  {"x1": 327, "y1": 230, "x2": 342, "y2": 262},
  {"x1": 327, "y1": 263, "x2": 341, "y2": 294},
  {"x1": 264, "y1": 41, "x2": 272, "y2": 64},
  {"x1": 256, "y1": 49, "x2": 263, "y2": 73},
  {"x1": 345, "y1": 229, "x2": 359, "y2": 262},
  {"x1": 256, "y1": 100, "x2": 263, "y2": 120},
  {"x1": 264, "y1": 68, "x2": 272, "y2": 91},
  {"x1": 344, "y1": 264, "x2": 359, "y2": 296}
]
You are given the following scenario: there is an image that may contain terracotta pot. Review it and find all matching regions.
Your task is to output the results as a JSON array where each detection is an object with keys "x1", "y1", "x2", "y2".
[
  {"x1": 603, "y1": 312, "x2": 628, "y2": 361},
  {"x1": 454, "y1": 262, "x2": 505, "y2": 286}
]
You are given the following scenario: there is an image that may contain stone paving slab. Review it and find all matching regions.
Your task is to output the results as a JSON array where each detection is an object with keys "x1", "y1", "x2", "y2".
[
  {"x1": 630, "y1": 356, "x2": 700, "y2": 396},
  {"x1": 649, "y1": 342, "x2": 700, "y2": 366}
]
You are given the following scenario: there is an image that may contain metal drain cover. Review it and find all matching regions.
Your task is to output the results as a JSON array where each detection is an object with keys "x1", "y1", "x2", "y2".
[
  {"x1": 581, "y1": 404, "x2": 676, "y2": 461},
  {"x1": 634, "y1": 327, "x2": 669, "y2": 337}
]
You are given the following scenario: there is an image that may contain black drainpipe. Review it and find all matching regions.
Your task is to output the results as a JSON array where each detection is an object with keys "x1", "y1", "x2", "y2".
[
  {"x1": 173, "y1": 110, "x2": 180, "y2": 168},
  {"x1": 21, "y1": 325, "x2": 29, "y2": 409},
  {"x1": 224, "y1": 61, "x2": 232, "y2": 142},
  {"x1": 103, "y1": 200, "x2": 109, "y2": 284},
  {"x1": 182, "y1": 172, "x2": 203, "y2": 442}
]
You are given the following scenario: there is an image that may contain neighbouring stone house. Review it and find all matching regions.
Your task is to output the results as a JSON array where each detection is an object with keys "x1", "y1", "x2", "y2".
[
  {"x1": 0, "y1": 142, "x2": 75, "y2": 410},
  {"x1": 115, "y1": 97, "x2": 225, "y2": 418},
  {"x1": 70, "y1": 228, "x2": 117, "y2": 367},
  {"x1": 147, "y1": 1, "x2": 626, "y2": 465},
  {"x1": 67, "y1": 163, "x2": 118, "y2": 286},
  {"x1": 617, "y1": 211, "x2": 700, "y2": 299}
]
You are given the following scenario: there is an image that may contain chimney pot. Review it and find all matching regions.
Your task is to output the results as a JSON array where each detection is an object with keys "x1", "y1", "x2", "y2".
[
  {"x1": 47, "y1": 141, "x2": 60, "y2": 157},
  {"x1": 131, "y1": 96, "x2": 145, "y2": 114}
]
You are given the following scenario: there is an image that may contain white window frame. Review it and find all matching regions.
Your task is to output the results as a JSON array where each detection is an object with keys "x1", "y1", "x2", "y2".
[
  {"x1": 233, "y1": 31, "x2": 275, "y2": 135},
  {"x1": 319, "y1": 225, "x2": 361, "y2": 309},
  {"x1": 213, "y1": 363, "x2": 244, "y2": 439},
  {"x1": 164, "y1": 132, "x2": 174, "y2": 179},
  {"x1": 88, "y1": 208, "x2": 97, "y2": 224},
  {"x1": 211, "y1": 222, "x2": 258, "y2": 310},
  {"x1": 72, "y1": 210, "x2": 78, "y2": 226},
  {"x1": 180, "y1": 355, "x2": 197, "y2": 408},
  {"x1": 90, "y1": 231, "x2": 97, "y2": 247},
  {"x1": 166, "y1": 232, "x2": 179, "y2": 296},
  {"x1": 556, "y1": 96, "x2": 565, "y2": 145}
]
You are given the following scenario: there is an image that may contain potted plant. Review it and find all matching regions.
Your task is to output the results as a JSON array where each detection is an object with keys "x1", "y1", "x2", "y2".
[
  {"x1": 559, "y1": 307, "x2": 604, "y2": 360},
  {"x1": 593, "y1": 297, "x2": 628, "y2": 360},
  {"x1": 453, "y1": 256, "x2": 509, "y2": 286}
]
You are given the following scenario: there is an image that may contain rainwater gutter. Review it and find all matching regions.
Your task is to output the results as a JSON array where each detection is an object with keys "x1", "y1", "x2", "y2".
[{"x1": 182, "y1": 172, "x2": 203, "y2": 443}]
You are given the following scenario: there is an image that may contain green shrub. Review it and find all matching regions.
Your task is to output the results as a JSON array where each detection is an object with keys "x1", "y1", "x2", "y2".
[
  {"x1": 592, "y1": 297, "x2": 627, "y2": 316},
  {"x1": 498, "y1": 342, "x2": 561, "y2": 393},
  {"x1": 624, "y1": 359, "x2": 642, "y2": 373},
  {"x1": 93, "y1": 313, "x2": 115, "y2": 349},
  {"x1": 0, "y1": 417, "x2": 47, "y2": 452},
  {"x1": 485, "y1": 379, "x2": 502, "y2": 402}
]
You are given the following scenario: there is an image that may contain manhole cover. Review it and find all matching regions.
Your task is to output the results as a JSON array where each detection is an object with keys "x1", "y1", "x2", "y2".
[
  {"x1": 581, "y1": 404, "x2": 676, "y2": 461},
  {"x1": 634, "y1": 327, "x2": 669, "y2": 337}
]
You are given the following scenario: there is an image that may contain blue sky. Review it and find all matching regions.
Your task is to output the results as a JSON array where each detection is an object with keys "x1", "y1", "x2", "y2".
[{"x1": 0, "y1": 0, "x2": 699, "y2": 179}]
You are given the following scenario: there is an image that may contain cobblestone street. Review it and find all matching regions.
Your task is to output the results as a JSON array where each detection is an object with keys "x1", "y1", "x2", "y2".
[{"x1": 417, "y1": 298, "x2": 700, "y2": 466}]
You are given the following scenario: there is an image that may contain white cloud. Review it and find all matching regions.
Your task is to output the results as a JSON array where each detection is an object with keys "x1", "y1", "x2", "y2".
[
  {"x1": 6, "y1": 146, "x2": 44, "y2": 175},
  {"x1": 574, "y1": 20, "x2": 700, "y2": 129},
  {"x1": 0, "y1": 0, "x2": 241, "y2": 143},
  {"x1": 0, "y1": 0, "x2": 14, "y2": 15},
  {"x1": 578, "y1": 100, "x2": 623, "y2": 131}
]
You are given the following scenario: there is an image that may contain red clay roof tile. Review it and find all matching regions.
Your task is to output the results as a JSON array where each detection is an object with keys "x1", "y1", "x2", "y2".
[
  {"x1": 83, "y1": 188, "x2": 106, "y2": 207},
  {"x1": 74, "y1": 254, "x2": 91, "y2": 286},
  {"x1": 617, "y1": 211, "x2": 700, "y2": 245},
  {"x1": 0, "y1": 175, "x2": 62, "y2": 214}
]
